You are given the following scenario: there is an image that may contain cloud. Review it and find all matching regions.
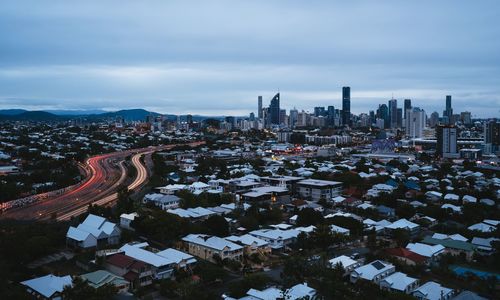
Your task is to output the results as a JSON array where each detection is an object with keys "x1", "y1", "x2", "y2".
[{"x1": 0, "y1": 1, "x2": 499, "y2": 117}]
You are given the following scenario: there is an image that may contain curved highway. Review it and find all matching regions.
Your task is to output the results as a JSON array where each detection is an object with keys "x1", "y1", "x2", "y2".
[{"x1": 1, "y1": 142, "x2": 203, "y2": 221}]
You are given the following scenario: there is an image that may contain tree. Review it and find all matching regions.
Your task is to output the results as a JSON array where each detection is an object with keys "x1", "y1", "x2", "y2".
[
  {"x1": 228, "y1": 274, "x2": 271, "y2": 298},
  {"x1": 203, "y1": 215, "x2": 229, "y2": 236},
  {"x1": 296, "y1": 208, "x2": 324, "y2": 227},
  {"x1": 392, "y1": 228, "x2": 410, "y2": 247}
]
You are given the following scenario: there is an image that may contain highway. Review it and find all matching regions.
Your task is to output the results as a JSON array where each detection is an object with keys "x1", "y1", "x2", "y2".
[{"x1": 0, "y1": 142, "x2": 203, "y2": 221}]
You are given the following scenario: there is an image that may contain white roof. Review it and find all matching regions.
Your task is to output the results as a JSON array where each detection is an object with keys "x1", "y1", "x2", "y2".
[
  {"x1": 386, "y1": 218, "x2": 419, "y2": 230},
  {"x1": 406, "y1": 243, "x2": 445, "y2": 258},
  {"x1": 467, "y1": 222, "x2": 496, "y2": 232},
  {"x1": 66, "y1": 226, "x2": 92, "y2": 241},
  {"x1": 246, "y1": 287, "x2": 282, "y2": 300},
  {"x1": 380, "y1": 272, "x2": 418, "y2": 292},
  {"x1": 21, "y1": 274, "x2": 72, "y2": 298},
  {"x1": 444, "y1": 193, "x2": 459, "y2": 201},
  {"x1": 330, "y1": 224, "x2": 350, "y2": 235},
  {"x1": 353, "y1": 260, "x2": 394, "y2": 280},
  {"x1": 284, "y1": 283, "x2": 317, "y2": 300},
  {"x1": 182, "y1": 234, "x2": 243, "y2": 251},
  {"x1": 120, "y1": 212, "x2": 138, "y2": 221},
  {"x1": 412, "y1": 281, "x2": 453, "y2": 300},
  {"x1": 432, "y1": 233, "x2": 468, "y2": 242},
  {"x1": 120, "y1": 243, "x2": 174, "y2": 267},
  {"x1": 441, "y1": 204, "x2": 462, "y2": 212},
  {"x1": 156, "y1": 248, "x2": 196, "y2": 264},
  {"x1": 462, "y1": 195, "x2": 477, "y2": 203},
  {"x1": 329, "y1": 255, "x2": 358, "y2": 269},
  {"x1": 225, "y1": 234, "x2": 269, "y2": 247},
  {"x1": 81, "y1": 214, "x2": 106, "y2": 228},
  {"x1": 249, "y1": 228, "x2": 300, "y2": 241},
  {"x1": 298, "y1": 179, "x2": 342, "y2": 187}
]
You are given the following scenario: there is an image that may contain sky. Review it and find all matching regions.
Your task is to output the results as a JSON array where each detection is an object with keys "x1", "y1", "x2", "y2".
[{"x1": 0, "y1": 0, "x2": 499, "y2": 117}]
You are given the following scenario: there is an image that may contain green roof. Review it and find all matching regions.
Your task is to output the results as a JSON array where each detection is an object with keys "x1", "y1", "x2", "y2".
[
  {"x1": 80, "y1": 270, "x2": 128, "y2": 289},
  {"x1": 421, "y1": 236, "x2": 475, "y2": 252}
]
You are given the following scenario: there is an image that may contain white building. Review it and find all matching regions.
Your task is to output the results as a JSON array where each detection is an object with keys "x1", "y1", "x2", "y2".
[
  {"x1": 350, "y1": 260, "x2": 396, "y2": 283},
  {"x1": 412, "y1": 281, "x2": 454, "y2": 300},
  {"x1": 66, "y1": 214, "x2": 121, "y2": 249},
  {"x1": 379, "y1": 272, "x2": 419, "y2": 294}
]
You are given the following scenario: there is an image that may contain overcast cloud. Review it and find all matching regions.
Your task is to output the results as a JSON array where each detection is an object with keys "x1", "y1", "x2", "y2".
[{"x1": 0, "y1": 0, "x2": 499, "y2": 117}]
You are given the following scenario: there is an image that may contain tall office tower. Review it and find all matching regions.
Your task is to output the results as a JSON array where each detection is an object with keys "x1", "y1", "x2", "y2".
[
  {"x1": 258, "y1": 96, "x2": 263, "y2": 119},
  {"x1": 405, "y1": 107, "x2": 425, "y2": 138},
  {"x1": 314, "y1": 106, "x2": 326, "y2": 117},
  {"x1": 403, "y1": 99, "x2": 412, "y2": 128},
  {"x1": 443, "y1": 95, "x2": 453, "y2": 124},
  {"x1": 484, "y1": 119, "x2": 500, "y2": 145},
  {"x1": 289, "y1": 108, "x2": 298, "y2": 128},
  {"x1": 269, "y1": 93, "x2": 280, "y2": 125},
  {"x1": 404, "y1": 99, "x2": 412, "y2": 113},
  {"x1": 388, "y1": 99, "x2": 398, "y2": 128},
  {"x1": 279, "y1": 109, "x2": 287, "y2": 125},
  {"x1": 327, "y1": 106, "x2": 335, "y2": 126},
  {"x1": 249, "y1": 112, "x2": 255, "y2": 121},
  {"x1": 342, "y1": 86, "x2": 351, "y2": 126},
  {"x1": 429, "y1": 111, "x2": 440, "y2": 128},
  {"x1": 436, "y1": 125, "x2": 459, "y2": 158},
  {"x1": 186, "y1": 114, "x2": 193, "y2": 124},
  {"x1": 460, "y1": 112, "x2": 472, "y2": 125},
  {"x1": 397, "y1": 108, "x2": 403, "y2": 128},
  {"x1": 377, "y1": 104, "x2": 389, "y2": 129},
  {"x1": 369, "y1": 110, "x2": 375, "y2": 125}
]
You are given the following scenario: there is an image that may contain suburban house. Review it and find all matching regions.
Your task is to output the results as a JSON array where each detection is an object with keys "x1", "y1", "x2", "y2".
[
  {"x1": 329, "y1": 255, "x2": 361, "y2": 275},
  {"x1": 350, "y1": 260, "x2": 396, "y2": 284},
  {"x1": 104, "y1": 253, "x2": 153, "y2": 289},
  {"x1": 379, "y1": 272, "x2": 419, "y2": 294},
  {"x1": 119, "y1": 212, "x2": 138, "y2": 230},
  {"x1": 412, "y1": 281, "x2": 454, "y2": 300},
  {"x1": 421, "y1": 236, "x2": 476, "y2": 260},
  {"x1": 406, "y1": 243, "x2": 445, "y2": 260},
  {"x1": 386, "y1": 248, "x2": 428, "y2": 265},
  {"x1": 80, "y1": 270, "x2": 129, "y2": 294},
  {"x1": 119, "y1": 243, "x2": 196, "y2": 280},
  {"x1": 182, "y1": 234, "x2": 244, "y2": 263},
  {"x1": 241, "y1": 186, "x2": 290, "y2": 203},
  {"x1": 66, "y1": 214, "x2": 121, "y2": 249},
  {"x1": 297, "y1": 179, "x2": 343, "y2": 201},
  {"x1": 224, "y1": 234, "x2": 271, "y2": 256},
  {"x1": 248, "y1": 228, "x2": 300, "y2": 251},
  {"x1": 143, "y1": 193, "x2": 181, "y2": 210},
  {"x1": 21, "y1": 274, "x2": 73, "y2": 300}
]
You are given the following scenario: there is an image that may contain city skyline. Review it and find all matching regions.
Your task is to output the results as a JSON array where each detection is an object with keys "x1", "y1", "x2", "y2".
[{"x1": 1, "y1": 1, "x2": 499, "y2": 117}]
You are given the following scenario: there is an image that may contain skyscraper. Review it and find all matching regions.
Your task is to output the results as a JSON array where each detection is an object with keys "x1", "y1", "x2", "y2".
[
  {"x1": 405, "y1": 107, "x2": 425, "y2": 138},
  {"x1": 388, "y1": 98, "x2": 398, "y2": 128},
  {"x1": 342, "y1": 87, "x2": 351, "y2": 126},
  {"x1": 377, "y1": 104, "x2": 389, "y2": 129},
  {"x1": 443, "y1": 95, "x2": 453, "y2": 124},
  {"x1": 436, "y1": 125, "x2": 458, "y2": 158},
  {"x1": 258, "y1": 96, "x2": 263, "y2": 119},
  {"x1": 404, "y1": 99, "x2": 412, "y2": 113},
  {"x1": 269, "y1": 93, "x2": 280, "y2": 125}
]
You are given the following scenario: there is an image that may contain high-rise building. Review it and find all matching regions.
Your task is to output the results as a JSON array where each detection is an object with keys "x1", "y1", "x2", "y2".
[
  {"x1": 460, "y1": 112, "x2": 472, "y2": 125},
  {"x1": 404, "y1": 99, "x2": 412, "y2": 113},
  {"x1": 405, "y1": 107, "x2": 425, "y2": 138},
  {"x1": 377, "y1": 104, "x2": 389, "y2": 129},
  {"x1": 314, "y1": 106, "x2": 326, "y2": 117},
  {"x1": 289, "y1": 108, "x2": 298, "y2": 128},
  {"x1": 342, "y1": 87, "x2": 351, "y2": 126},
  {"x1": 258, "y1": 96, "x2": 263, "y2": 119},
  {"x1": 279, "y1": 109, "x2": 287, "y2": 126},
  {"x1": 327, "y1": 106, "x2": 335, "y2": 126},
  {"x1": 269, "y1": 93, "x2": 280, "y2": 125},
  {"x1": 484, "y1": 120, "x2": 500, "y2": 145},
  {"x1": 388, "y1": 99, "x2": 398, "y2": 128},
  {"x1": 443, "y1": 95, "x2": 453, "y2": 124},
  {"x1": 397, "y1": 108, "x2": 403, "y2": 128},
  {"x1": 429, "y1": 111, "x2": 440, "y2": 128},
  {"x1": 436, "y1": 125, "x2": 459, "y2": 158}
]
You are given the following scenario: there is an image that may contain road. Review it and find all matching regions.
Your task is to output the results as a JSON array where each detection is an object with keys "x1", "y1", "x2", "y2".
[{"x1": 1, "y1": 142, "x2": 203, "y2": 221}]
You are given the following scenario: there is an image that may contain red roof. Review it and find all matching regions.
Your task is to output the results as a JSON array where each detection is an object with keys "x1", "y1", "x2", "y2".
[
  {"x1": 106, "y1": 253, "x2": 146, "y2": 269},
  {"x1": 386, "y1": 247, "x2": 427, "y2": 264}
]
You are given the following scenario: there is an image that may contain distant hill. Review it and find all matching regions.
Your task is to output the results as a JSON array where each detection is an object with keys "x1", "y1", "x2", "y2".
[
  {"x1": 45, "y1": 109, "x2": 107, "y2": 115},
  {"x1": 95, "y1": 109, "x2": 163, "y2": 121},
  {"x1": 0, "y1": 108, "x2": 229, "y2": 122},
  {"x1": 0, "y1": 111, "x2": 63, "y2": 121},
  {"x1": 0, "y1": 109, "x2": 28, "y2": 115}
]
